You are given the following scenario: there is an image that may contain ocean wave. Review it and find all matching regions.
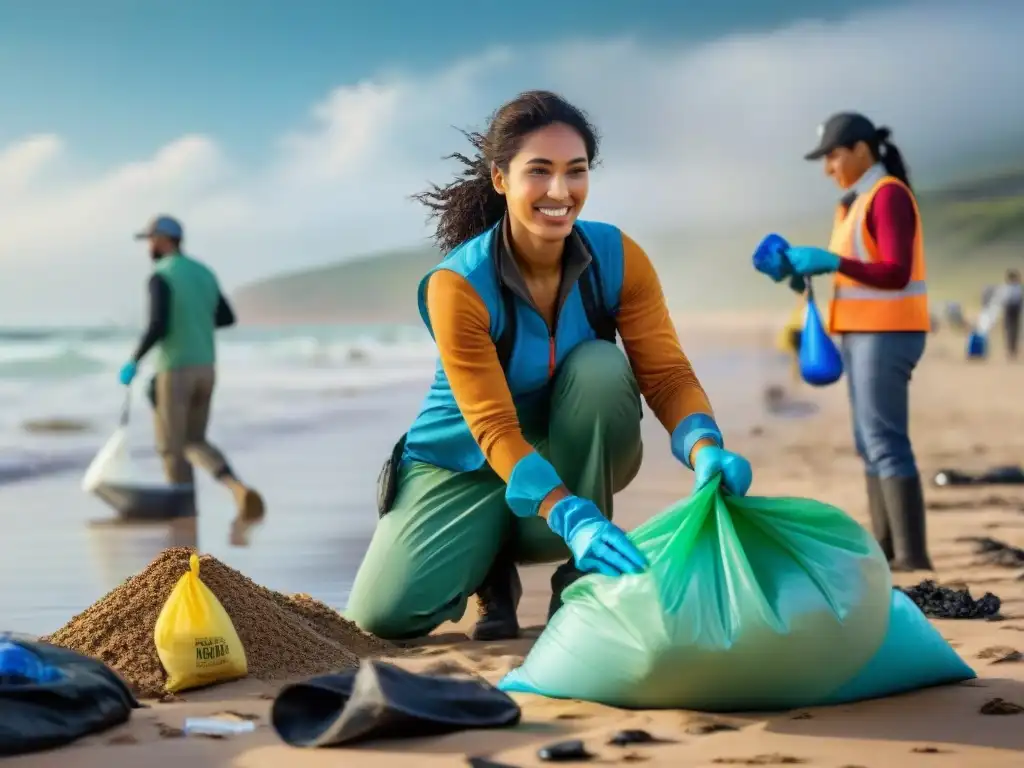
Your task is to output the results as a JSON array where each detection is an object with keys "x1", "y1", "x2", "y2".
[
  {"x1": 0, "y1": 382, "x2": 421, "y2": 488},
  {"x1": 0, "y1": 348, "x2": 109, "y2": 379},
  {"x1": 0, "y1": 325, "x2": 437, "y2": 381},
  {"x1": 0, "y1": 324, "x2": 439, "y2": 487},
  {"x1": 0, "y1": 326, "x2": 127, "y2": 343}
]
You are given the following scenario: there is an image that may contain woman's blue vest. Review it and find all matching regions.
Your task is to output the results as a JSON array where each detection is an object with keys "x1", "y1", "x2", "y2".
[{"x1": 403, "y1": 219, "x2": 626, "y2": 472}]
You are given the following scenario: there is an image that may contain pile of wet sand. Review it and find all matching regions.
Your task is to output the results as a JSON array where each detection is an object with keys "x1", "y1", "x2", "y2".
[{"x1": 43, "y1": 547, "x2": 394, "y2": 697}]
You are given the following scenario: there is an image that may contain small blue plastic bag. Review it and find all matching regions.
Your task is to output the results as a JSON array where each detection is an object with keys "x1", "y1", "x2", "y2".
[
  {"x1": 799, "y1": 282, "x2": 844, "y2": 387},
  {"x1": 966, "y1": 331, "x2": 987, "y2": 360},
  {"x1": 752, "y1": 233, "x2": 793, "y2": 281}
]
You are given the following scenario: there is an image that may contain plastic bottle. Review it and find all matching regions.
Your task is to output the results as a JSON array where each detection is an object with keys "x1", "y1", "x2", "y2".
[{"x1": 183, "y1": 718, "x2": 256, "y2": 737}]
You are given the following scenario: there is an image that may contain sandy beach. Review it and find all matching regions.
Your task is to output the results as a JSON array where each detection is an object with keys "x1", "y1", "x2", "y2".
[{"x1": 7, "y1": 314, "x2": 1024, "y2": 767}]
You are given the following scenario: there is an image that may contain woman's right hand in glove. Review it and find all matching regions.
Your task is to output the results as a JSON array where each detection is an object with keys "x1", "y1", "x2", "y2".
[{"x1": 547, "y1": 495, "x2": 647, "y2": 577}]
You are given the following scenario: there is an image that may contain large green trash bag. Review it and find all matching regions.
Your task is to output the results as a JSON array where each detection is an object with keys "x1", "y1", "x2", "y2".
[{"x1": 498, "y1": 478, "x2": 893, "y2": 710}]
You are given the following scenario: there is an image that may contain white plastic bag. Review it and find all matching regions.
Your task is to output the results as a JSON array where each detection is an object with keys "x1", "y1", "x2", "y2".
[{"x1": 82, "y1": 395, "x2": 133, "y2": 492}]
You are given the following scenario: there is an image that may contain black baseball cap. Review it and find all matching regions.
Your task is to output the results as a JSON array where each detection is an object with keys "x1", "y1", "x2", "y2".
[{"x1": 804, "y1": 112, "x2": 880, "y2": 160}]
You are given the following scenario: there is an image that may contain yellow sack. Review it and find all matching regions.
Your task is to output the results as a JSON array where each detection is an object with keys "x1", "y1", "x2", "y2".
[
  {"x1": 775, "y1": 303, "x2": 807, "y2": 353},
  {"x1": 154, "y1": 553, "x2": 248, "y2": 692}
]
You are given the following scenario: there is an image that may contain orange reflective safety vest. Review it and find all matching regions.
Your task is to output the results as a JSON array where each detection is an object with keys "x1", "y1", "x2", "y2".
[{"x1": 827, "y1": 174, "x2": 929, "y2": 333}]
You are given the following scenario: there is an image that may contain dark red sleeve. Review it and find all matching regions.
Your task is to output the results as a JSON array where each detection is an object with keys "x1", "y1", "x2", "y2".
[{"x1": 836, "y1": 183, "x2": 916, "y2": 289}]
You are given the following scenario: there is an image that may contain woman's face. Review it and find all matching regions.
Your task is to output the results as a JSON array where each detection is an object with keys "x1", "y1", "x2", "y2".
[
  {"x1": 492, "y1": 122, "x2": 590, "y2": 243},
  {"x1": 823, "y1": 142, "x2": 872, "y2": 190}
]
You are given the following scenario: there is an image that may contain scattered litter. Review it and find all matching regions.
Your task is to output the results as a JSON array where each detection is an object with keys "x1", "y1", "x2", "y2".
[
  {"x1": 215, "y1": 710, "x2": 259, "y2": 721},
  {"x1": 272, "y1": 660, "x2": 520, "y2": 748},
  {"x1": 466, "y1": 757, "x2": 521, "y2": 768},
  {"x1": 685, "y1": 718, "x2": 740, "y2": 735},
  {"x1": 911, "y1": 746, "x2": 950, "y2": 754},
  {"x1": 711, "y1": 755, "x2": 805, "y2": 765},
  {"x1": 537, "y1": 739, "x2": 593, "y2": 762},
  {"x1": 933, "y1": 466, "x2": 1024, "y2": 487},
  {"x1": 183, "y1": 717, "x2": 256, "y2": 738},
  {"x1": 980, "y1": 697, "x2": 1023, "y2": 715},
  {"x1": 155, "y1": 722, "x2": 184, "y2": 739},
  {"x1": 977, "y1": 647, "x2": 1022, "y2": 664},
  {"x1": 607, "y1": 729, "x2": 674, "y2": 746},
  {"x1": 898, "y1": 581, "x2": 1001, "y2": 619},
  {"x1": 956, "y1": 537, "x2": 1024, "y2": 567},
  {"x1": 105, "y1": 734, "x2": 138, "y2": 745}
]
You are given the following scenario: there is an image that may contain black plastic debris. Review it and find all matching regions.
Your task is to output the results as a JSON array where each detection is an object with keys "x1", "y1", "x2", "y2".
[
  {"x1": 538, "y1": 739, "x2": 593, "y2": 762},
  {"x1": 685, "y1": 718, "x2": 739, "y2": 735},
  {"x1": 979, "y1": 697, "x2": 1024, "y2": 715},
  {"x1": 607, "y1": 729, "x2": 674, "y2": 746},
  {"x1": 897, "y1": 581, "x2": 1001, "y2": 619},
  {"x1": 933, "y1": 466, "x2": 1024, "y2": 487},
  {"x1": 271, "y1": 660, "x2": 520, "y2": 748},
  {"x1": 466, "y1": 757, "x2": 522, "y2": 768},
  {"x1": 957, "y1": 537, "x2": 1024, "y2": 567},
  {"x1": 0, "y1": 637, "x2": 140, "y2": 756}
]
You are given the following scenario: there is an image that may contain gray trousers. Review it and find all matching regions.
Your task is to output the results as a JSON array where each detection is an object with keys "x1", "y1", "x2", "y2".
[
  {"x1": 841, "y1": 332, "x2": 926, "y2": 479},
  {"x1": 153, "y1": 365, "x2": 231, "y2": 485}
]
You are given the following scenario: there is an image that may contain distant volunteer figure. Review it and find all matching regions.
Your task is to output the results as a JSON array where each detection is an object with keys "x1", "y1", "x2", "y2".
[
  {"x1": 119, "y1": 215, "x2": 265, "y2": 545},
  {"x1": 782, "y1": 113, "x2": 932, "y2": 571},
  {"x1": 345, "y1": 91, "x2": 753, "y2": 642},
  {"x1": 1000, "y1": 269, "x2": 1022, "y2": 359}
]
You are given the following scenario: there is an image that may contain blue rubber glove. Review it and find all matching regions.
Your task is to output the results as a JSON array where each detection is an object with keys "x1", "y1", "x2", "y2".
[
  {"x1": 118, "y1": 361, "x2": 138, "y2": 386},
  {"x1": 547, "y1": 495, "x2": 647, "y2": 577},
  {"x1": 693, "y1": 445, "x2": 753, "y2": 496},
  {"x1": 784, "y1": 247, "x2": 841, "y2": 276}
]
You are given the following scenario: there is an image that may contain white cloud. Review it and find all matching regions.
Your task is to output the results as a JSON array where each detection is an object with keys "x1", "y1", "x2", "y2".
[{"x1": 1, "y1": 1, "x2": 1022, "y2": 323}]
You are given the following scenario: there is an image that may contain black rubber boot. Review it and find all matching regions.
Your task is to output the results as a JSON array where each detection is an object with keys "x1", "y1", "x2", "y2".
[
  {"x1": 880, "y1": 474, "x2": 934, "y2": 571},
  {"x1": 865, "y1": 474, "x2": 894, "y2": 561},
  {"x1": 470, "y1": 551, "x2": 522, "y2": 642},
  {"x1": 547, "y1": 559, "x2": 585, "y2": 621}
]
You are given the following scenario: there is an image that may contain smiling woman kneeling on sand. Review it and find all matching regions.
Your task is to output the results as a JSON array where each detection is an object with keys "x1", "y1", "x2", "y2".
[{"x1": 345, "y1": 91, "x2": 754, "y2": 642}]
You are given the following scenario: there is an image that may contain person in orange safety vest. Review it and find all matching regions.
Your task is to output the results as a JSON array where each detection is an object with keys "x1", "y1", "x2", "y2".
[{"x1": 781, "y1": 112, "x2": 932, "y2": 572}]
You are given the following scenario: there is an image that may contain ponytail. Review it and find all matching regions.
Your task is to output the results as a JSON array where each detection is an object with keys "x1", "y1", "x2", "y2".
[
  {"x1": 872, "y1": 126, "x2": 912, "y2": 192},
  {"x1": 411, "y1": 130, "x2": 507, "y2": 254}
]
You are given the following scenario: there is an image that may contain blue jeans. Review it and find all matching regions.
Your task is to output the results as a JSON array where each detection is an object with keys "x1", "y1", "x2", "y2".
[{"x1": 841, "y1": 332, "x2": 926, "y2": 479}]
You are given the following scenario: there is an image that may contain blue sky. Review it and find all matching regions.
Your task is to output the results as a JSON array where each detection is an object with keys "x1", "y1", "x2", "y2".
[
  {"x1": 0, "y1": 0, "x2": 1021, "y2": 323},
  {"x1": 0, "y1": 0, "x2": 905, "y2": 165}
]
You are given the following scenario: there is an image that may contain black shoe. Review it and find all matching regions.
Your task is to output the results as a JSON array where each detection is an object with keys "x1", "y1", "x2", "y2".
[
  {"x1": 865, "y1": 474, "x2": 894, "y2": 560},
  {"x1": 880, "y1": 474, "x2": 933, "y2": 571},
  {"x1": 547, "y1": 559, "x2": 584, "y2": 621},
  {"x1": 471, "y1": 553, "x2": 522, "y2": 642}
]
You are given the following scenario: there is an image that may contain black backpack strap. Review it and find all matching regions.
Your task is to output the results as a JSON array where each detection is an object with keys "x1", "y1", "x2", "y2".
[
  {"x1": 578, "y1": 259, "x2": 617, "y2": 343},
  {"x1": 494, "y1": 285, "x2": 517, "y2": 374}
]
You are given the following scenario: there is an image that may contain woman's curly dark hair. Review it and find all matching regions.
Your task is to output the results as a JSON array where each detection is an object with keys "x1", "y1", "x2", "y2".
[{"x1": 412, "y1": 90, "x2": 600, "y2": 254}]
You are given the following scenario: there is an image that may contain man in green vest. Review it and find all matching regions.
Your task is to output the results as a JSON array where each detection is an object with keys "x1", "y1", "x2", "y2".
[{"x1": 118, "y1": 215, "x2": 264, "y2": 545}]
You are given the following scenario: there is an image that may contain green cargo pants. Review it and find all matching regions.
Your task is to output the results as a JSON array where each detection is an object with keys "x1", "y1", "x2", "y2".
[{"x1": 346, "y1": 341, "x2": 645, "y2": 640}]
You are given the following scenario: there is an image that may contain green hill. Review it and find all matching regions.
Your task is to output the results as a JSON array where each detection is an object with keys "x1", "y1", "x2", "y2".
[{"x1": 233, "y1": 168, "x2": 1024, "y2": 324}]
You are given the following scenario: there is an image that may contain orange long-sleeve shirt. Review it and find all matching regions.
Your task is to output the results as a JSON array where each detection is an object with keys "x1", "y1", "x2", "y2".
[{"x1": 426, "y1": 231, "x2": 713, "y2": 482}]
